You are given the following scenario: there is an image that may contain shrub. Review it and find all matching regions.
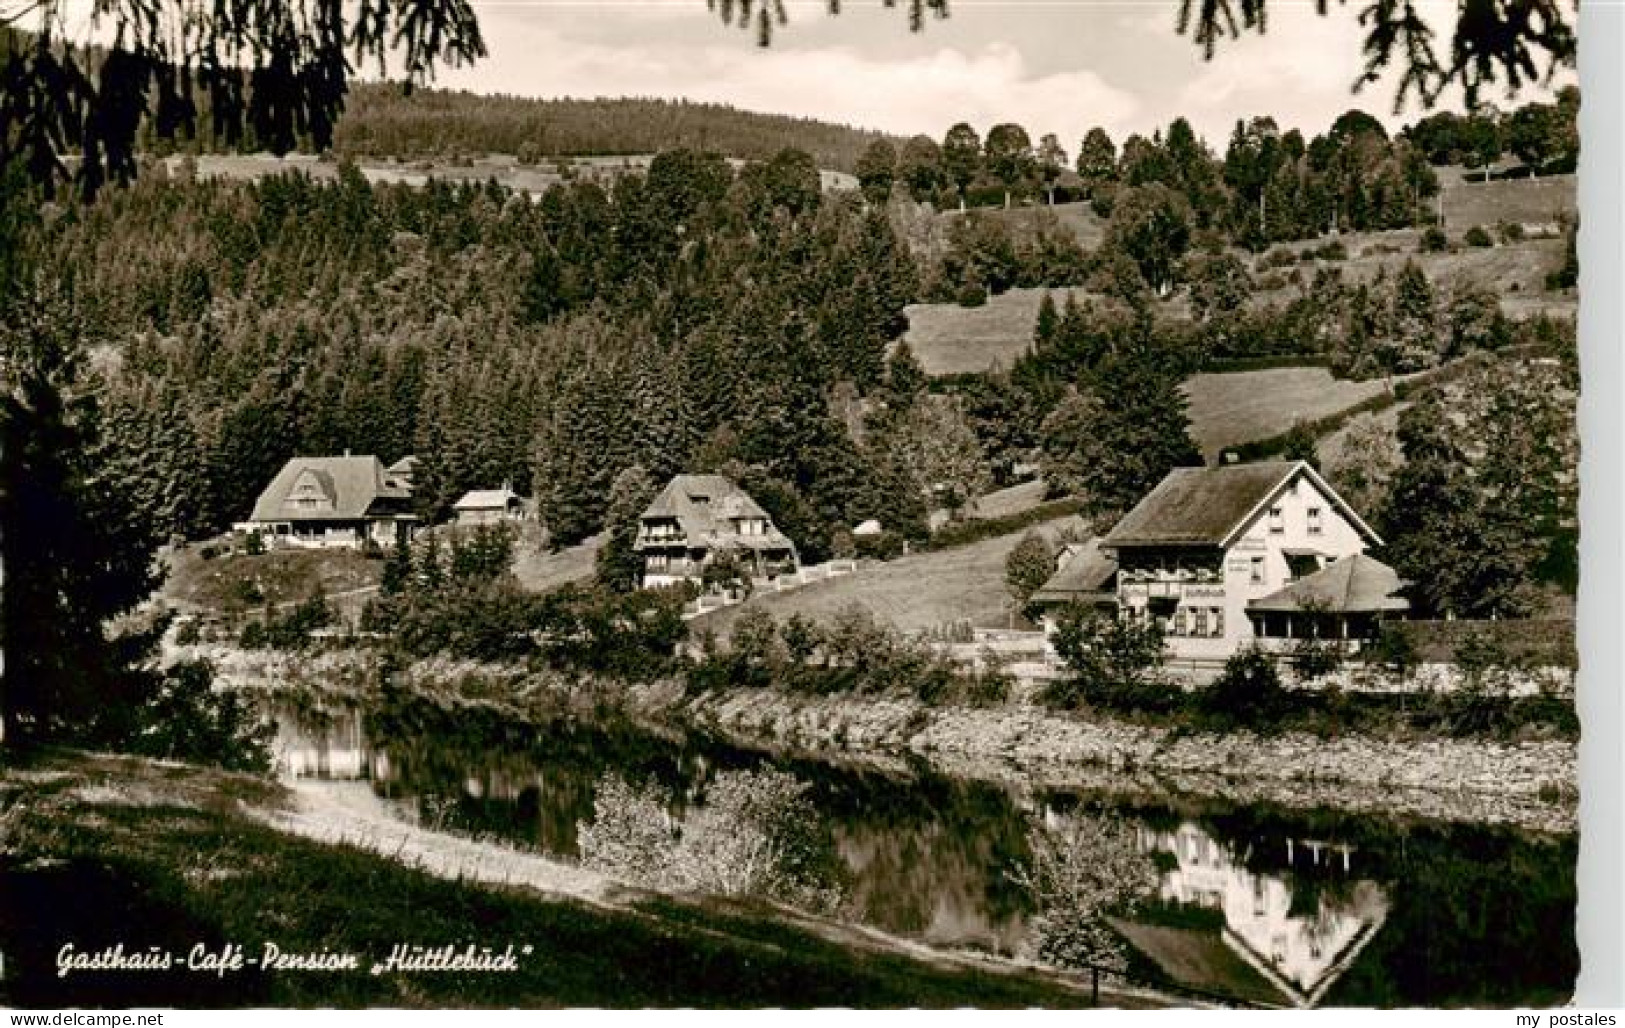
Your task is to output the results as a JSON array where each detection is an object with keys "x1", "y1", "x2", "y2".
[
  {"x1": 1044, "y1": 606, "x2": 1176, "y2": 713},
  {"x1": 701, "y1": 547, "x2": 752, "y2": 598},
  {"x1": 238, "y1": 620, "x2": 267, "y2": 649},
  {"x1": 1365, "y1": 623, "x2": 1419, "y2": 678},
  {"x1": 1005, "y1": 531, "x2": 1057, "y2": 613},
  {"x1": 1198, "y1": 646, "x2": 1290, "y2": 728},
  {"x1": 854, "y1": 529, "x2": 906, "y2": 560},
  {"x1": 175, "y1": 619, "x2": 202, "y2": 646},
  {"x1": 830, "y1": 529, "x2": 856, "y2": 560},
  {"x1": 128, "y1": 659, "x2": 275, "y2": 773},
  {"x1": 965, "y1": 653, "x2": 1014, "y2": 706},
  {"x1": 1463, "y1": 225, "x2": 1494, "y2": 248},
  {"x1": 1419, "y1": 226, "x2": 1449, "y2": 252},
  {"x1": 728, "y1": 608, "x2": 783, "y2": 687},
  {"x1": 1258, "y1": 246, "x2": 1297, "y2": 270},
  {"x1": 199, "y1": 545, "x2": 218, "y2": 561},
  {"x1": 244, "y1": 530, "x2": 266, "y2": 556},
  {"x1": 578, "y1": 768, "x2": 845, "y2": 914},
  {"x1": 1288, "y1": 634, "x2": 1344, "y2": 680},
  {"x1": 1315, "y1": 240, "x2": 1348, "y2": 261},
  {"x1": 956, "y1": 278, "x2": 989, "y2": 307},
  {"x1": 1010, "y1": 814, "x2": 1160, "y2": 973},
  {"x1": 1453, "y1": 629, "x2": 1521, "y2": 696},
  {"x1": 1498, "y1": 220, "x2": 1527, "y2": 243}
]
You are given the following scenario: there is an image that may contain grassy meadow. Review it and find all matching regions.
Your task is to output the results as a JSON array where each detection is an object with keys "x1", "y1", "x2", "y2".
[{"x1": 695, "y1": 513, "x2": 1087, "y2": 638}]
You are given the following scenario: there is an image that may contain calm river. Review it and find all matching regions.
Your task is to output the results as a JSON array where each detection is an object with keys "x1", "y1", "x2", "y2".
[{"x1": 273, "y1": 702, "x2": 1577, "y2": 1008}]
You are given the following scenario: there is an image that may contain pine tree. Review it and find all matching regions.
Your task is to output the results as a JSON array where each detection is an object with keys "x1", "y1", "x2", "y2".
[{"x1": 595, "y1": 464, "x2": 658, "y2": 592}]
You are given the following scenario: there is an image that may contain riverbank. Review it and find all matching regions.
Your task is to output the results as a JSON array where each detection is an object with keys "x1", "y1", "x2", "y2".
[
  {"x1": 0, "y1": 749, "x2": 1159, "y2": 1008},
  {"x1": 637, "y1": 684, "x2": 1578, "y2": 835},
  {"x1": 187, "y1": 645, "x2": 1579, "y2": 834}
]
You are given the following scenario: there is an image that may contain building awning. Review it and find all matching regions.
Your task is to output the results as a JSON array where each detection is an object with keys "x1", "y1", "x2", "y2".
[{"x1": 1248, "y1": 554, "x2": 1410, "y2": 614}]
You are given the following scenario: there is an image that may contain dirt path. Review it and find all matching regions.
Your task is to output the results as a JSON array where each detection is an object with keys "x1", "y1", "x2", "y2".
[{"x1": 261, "y1": 779, "x2": 616, "y2": 905}]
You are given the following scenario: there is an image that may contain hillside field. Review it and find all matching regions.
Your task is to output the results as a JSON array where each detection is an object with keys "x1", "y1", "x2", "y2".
[
  {"x1": 693, "y1": 514, "x2": 1087, "y2": 639},
  {"x1": 963, "y1": 201, "x2": 1108, "y2": 250},
  {"x1": 903, "y1": 287, "x2": 1066, "y2": 375},
  {"x1": 512, "y1": 532, "x2": 603, "y2": 593},
  {"x1": 1181, "y1": 367, "x2": 1399, "y2": 461},
  {"x1": 160, "y1": 545, "x2": 383, "y2": 615},
  {"x1": 1436, "y1": 168, "x2": 1576, "y2": 234}
]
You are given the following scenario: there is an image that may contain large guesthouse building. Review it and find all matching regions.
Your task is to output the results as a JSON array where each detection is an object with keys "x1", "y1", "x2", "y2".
[
  {"x1": 240, "y1": 454, "x2": 417, "y2": 549},
  {"x1": 634, "y1": 474, "x2": 798, "y2": 589},
  {"x1": 1035, "y1": 461, "x2": 1408, "y2": 670}
]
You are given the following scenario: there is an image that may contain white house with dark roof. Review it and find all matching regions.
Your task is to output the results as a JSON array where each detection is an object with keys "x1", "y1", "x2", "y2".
[
  {"x1": 241, "y1": 454, "x2": 417, "y2": 549},
  {"x1": 634, "y1": 474, "x2": 798, "y2": 589},
  {"x1": 1033, "y1": 460, "x2": 1408, "y2": 669}
]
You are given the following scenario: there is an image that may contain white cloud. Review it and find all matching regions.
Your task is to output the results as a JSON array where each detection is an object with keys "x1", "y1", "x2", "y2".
[
  {"x1": 441, "y1": 2, "x2": 1572, "y2": 150},
  {"x1": 443, "y1": 9, "x2": 1142, "y2": 142}
]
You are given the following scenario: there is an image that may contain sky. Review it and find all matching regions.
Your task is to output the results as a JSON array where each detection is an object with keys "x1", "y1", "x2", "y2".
[{"x1": 437, "y1": 0, "x2": 1576, "y2": 151}]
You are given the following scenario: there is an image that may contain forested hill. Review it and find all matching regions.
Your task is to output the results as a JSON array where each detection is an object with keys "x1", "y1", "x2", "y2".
[{"x1": 327, "y1": 87, "x2": 898, "y2": 172}]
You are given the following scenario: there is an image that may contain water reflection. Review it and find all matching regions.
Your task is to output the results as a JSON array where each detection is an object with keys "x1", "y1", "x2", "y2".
[
  {"x1": 272, "y1": 707, "x2": 373, "y2": 780},
  {"x1": 1135, "y1": 821, "x2": 1389, "y2": 1007},
  {"x1": 269, "y1": 704, "x2": 1572, "y2": 1007}
]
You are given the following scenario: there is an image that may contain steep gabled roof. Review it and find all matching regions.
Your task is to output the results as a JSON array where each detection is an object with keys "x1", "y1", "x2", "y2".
[
  {"x1": 636, "y1": 474, "x2": 790, "y2": 552},
  {"x1": 1247, "y1": 553, "x2": 1410, "y2": 613},
  {"x1": 1031, "y1": 537, "x2": 1119, "y2": 606},
  {"x1": 249, "y1": 455, "x2": 411, "y2": 522},
  {"x1": 1102, "y1": 461, "x2": 1381, "y2": 549}
]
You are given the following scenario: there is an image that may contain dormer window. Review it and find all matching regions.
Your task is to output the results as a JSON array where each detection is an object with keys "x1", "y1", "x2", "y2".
[{"x1": 1268, "y1": 506, "x2": 1284, "y2": 534}]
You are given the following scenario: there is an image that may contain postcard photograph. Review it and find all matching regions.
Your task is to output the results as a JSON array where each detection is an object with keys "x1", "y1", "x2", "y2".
[{"x1": 0, "y1": 0, "x2": 1601, "y2": 1011}]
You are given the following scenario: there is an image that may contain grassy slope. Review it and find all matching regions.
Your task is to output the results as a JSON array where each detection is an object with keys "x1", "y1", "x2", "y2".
[
  {"x1": 161, "y1": 546, "x2": 383, "y2": 615},
  {"x1": 904, "y1": 286, "x2": 1065, "y2": 376},
  {"x1": 511, "y1": 532, "x2": 602, "y2": 594},
  {"x1": 0, "y1": 751, "x2": 1124, "y2": 1009},
  {"x1": 905, "y1": 175, "x2": 1575, "y2": 379},
  {"x1": 1181, "y1": 367, "x2": 1396, "y2": 462},
  {"x1": 969, "y1": 479, "x2": 1048, "y2": 519},
  {"x1": 905, "y1": 234, "x2": 1568, "y2": 380},
  {"x1": 969, "y1": 201, "x2": 1108, "y2": 250},
  {"x1": 1436, "y1": 168, "x2": 1576, "y2": 233},
  {"x1": 695, "y1": 514, "x2": 1086, "y2": 638}
]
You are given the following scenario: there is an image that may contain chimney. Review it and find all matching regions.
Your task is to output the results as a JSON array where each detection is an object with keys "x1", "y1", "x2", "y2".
[{"x1": 344, "y1": 448, "x2": 351, "y2": 458}]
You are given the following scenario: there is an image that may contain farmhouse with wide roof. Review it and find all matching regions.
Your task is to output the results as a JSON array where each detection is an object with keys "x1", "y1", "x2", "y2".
[
  {"x1": 634, "y1": 474, "x2": 798, "y2": 589},
  {"x1": 1034, "y1": 460, "x2": 1409, "y2": 669},
  {"x1": 240, "y1": 454, "x2": 417, "y2": 549}
]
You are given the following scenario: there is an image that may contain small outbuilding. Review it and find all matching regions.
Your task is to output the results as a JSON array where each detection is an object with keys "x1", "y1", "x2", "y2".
[{"x1": 453, "y1": 486, "x2": 524, "y2": 526}]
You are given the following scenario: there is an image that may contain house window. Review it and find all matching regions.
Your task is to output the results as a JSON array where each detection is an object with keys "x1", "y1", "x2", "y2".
[
  {"x1": 1307, "y1": 506, "x2": 1323, "y2": 535},
  {"x1": 1250, "y1": 556, "x2": 1265, "y2": 584},
  {"x1": 1193, "y1": 607, "x2": 1209, "y2": 636},
  {"x1": 1286, "y1": 553, "x2": 1321, "y2": 580},
  {"x1": 1174, "y1": 609, "x2": 1188, "y2": 636},
  {"x1": 1212, "y1": 608, "x2": 1225, "y2": 637},
  {"x1": 1268, "y1": 506, "x2": 1284, "y2": 534}
]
